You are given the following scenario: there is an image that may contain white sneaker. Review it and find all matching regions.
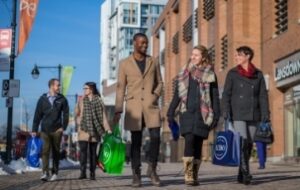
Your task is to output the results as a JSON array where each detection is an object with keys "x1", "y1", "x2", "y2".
[
  {"x1": 49, "y1": 174, "x2": 58, "y2": 182},
  {"x1": 40, "y1": 173, "x2": 49, "y2": 181}
]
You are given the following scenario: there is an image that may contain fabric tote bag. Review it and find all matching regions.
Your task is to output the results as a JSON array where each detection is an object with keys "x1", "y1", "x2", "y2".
[
  {"x1": 97, "y1": 124, "x2": 126, "y2": 174},
  {"x1": 212, "y1": 119, "x2": 240, "y2": 167}
]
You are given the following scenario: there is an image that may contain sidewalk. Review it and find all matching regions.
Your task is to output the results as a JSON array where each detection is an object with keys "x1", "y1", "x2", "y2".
[{"x1": 1, "y1": 162, "x2": 300, "y2": 190}]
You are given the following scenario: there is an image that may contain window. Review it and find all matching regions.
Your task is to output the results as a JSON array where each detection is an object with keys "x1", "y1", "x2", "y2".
[
  {"x1": 194, "y1": 8, "x2": 198, "y2": 28},
  {"x1": 221, "y1": 35, "x2": 228, "y2": 70},
  {"x1": 275, "y1": 0, "x2": 288, "y2": 35},
  {"x1": 150, "y1": 5, "x2": 160, "y2": 14},
  {"x1": 183, "y1": 15, "x2": 193, "y2": 43},
  {"x1": 208, "y1": 45, "x2": 215, "y2": 65},
  {"x1": 160, "y1": 49, "x2": 165, "y2": 66},
  {"x1": 141, "y1": 17, "x2": 148, "y2": 27},
  {"x1": 172, "y1": 32, "x2": 179, "y2": 54},
  {"x1": 203, "y1": 0, "x2": 215, "y2": 21},
  {"x1": 172, "y1": 77, "x2": 177, "y2": 96},
  {"x1": 141, "y1": 5, "x2": 149, "y2": 15},
  {"x1": 122, "y1": 2, "x2": 138, "y2": 25},
  {"x1": 151, "y1": 17, "x2": 158, "y2": 25}
]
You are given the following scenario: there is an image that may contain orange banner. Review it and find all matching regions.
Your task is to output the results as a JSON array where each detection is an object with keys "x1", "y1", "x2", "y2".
[{"x1": 18, "y1": 0, "x2": 39, "y2": 55}]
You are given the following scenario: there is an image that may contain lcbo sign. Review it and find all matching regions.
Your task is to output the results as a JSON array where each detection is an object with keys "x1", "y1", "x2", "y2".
[{"x1": 214, "y1": 136, "x2": 228, "y2": 160}]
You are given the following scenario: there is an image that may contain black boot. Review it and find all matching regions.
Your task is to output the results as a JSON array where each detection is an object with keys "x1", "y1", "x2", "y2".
[
  {"x1": 90, "y1": 172, "x2": 96, "y2": 180},
  {"x1": 146, "y1": 162, "x2": 161, "y2": 186},
  {"x1": 237, "y1": 167, "x2": 243, "y2": 183},
  {"x1": 78, "y1": 166, "x2": 87, "y2": 179},
  {"x1": 132, "y1": 168, "x2": 141, "y2": 187},
  {"x1": 240, "y1": 139, "x2": 252, "y2": 185}
]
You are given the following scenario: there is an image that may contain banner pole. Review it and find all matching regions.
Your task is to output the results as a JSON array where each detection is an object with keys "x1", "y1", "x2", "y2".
[{"x1": 5, "y1": 0, "x2": 18, "y2": 164}]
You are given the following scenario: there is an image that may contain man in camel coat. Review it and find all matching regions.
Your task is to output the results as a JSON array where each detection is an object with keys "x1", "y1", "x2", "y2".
[{"x1": 114, "y1": 33, "x2": 163, "y2": 187}]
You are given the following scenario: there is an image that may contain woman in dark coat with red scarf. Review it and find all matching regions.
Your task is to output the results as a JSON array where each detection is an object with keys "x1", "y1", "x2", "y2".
[
  {"x1": 222, "y1": 46, "x2": 270, "y2": 185},
  {"x1": 167, "y1": 45, "x2": 220, "y2": 186}
]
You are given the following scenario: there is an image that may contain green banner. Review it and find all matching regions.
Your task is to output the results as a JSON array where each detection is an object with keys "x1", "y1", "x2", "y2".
[{"x1": 62, "y1": 66, "x2": 74, "y2": 96}]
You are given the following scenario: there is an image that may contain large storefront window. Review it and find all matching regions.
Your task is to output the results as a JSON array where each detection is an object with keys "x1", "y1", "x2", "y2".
[{"x1": 284, "y1": 85, "x2": 300, "y2": 157}]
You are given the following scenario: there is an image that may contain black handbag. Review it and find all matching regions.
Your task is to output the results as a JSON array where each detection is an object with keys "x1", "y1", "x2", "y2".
[{"x1": 254, "y1": 122, "x2": 274, "y2": 144}]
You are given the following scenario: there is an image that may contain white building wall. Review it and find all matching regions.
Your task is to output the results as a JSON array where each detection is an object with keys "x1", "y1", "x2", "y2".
[{"x1": 100, "y1": 0, "x2": 112, "y2": 91}]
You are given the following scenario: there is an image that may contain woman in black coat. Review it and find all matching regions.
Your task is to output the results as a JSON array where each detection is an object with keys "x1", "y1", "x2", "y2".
[
  {"x1": 222, "y1": 46, "x2": 270, "y2": 185},
  {"x1": 167, "y1": 45, "x2": 220, "y2": 186}
]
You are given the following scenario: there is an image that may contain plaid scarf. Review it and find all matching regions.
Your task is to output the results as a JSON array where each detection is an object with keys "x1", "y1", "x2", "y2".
[
  {"x1": 81, "y1": 95, "x2": 105, "y2": 139},
  {"x1": 177, "y1": 62, "x2": 215, "y2": 126}
]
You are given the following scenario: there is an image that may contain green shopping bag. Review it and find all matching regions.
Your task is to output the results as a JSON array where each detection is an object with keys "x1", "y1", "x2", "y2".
[{"x1": 98, "y1": 124, "x2": 126, "y2": 174}]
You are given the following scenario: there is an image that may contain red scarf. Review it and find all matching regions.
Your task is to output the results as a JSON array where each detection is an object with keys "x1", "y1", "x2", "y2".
[{"x1": 237, "y1": 63, "x2": 256, "y2": 78}]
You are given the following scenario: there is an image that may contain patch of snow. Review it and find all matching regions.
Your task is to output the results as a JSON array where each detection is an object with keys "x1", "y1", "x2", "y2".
[
  {"x1": 0, "y1": 167, "x2": 8, "y2": 175},
  {"x1": 59, "y1": 158, "x2": 79, "y2": 169},
  {"x1": 8, "y1": 158, "x2": 27, "y2": 174}
]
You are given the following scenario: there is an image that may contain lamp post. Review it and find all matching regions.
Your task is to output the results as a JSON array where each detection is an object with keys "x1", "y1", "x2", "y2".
[
  {"x1": 31, "y1": 64, "x2": 62, "y2": 83},
  {"x1": 5, "y1": 0, "x2": 17, "y2": 164}
]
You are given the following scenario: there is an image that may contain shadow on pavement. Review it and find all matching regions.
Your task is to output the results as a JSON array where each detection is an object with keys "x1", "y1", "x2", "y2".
[{"x1": 251, "y1": 175, "x2": 300, "y2": 185}]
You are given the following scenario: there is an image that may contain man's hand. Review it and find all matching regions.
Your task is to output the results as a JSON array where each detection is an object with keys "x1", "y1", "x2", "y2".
[
  {"x1": 113, "y1": 112, "x2": 122, "y2": 124},
  {"x1": 56, "y1": 128, "x2": 64, "y2": 133}
]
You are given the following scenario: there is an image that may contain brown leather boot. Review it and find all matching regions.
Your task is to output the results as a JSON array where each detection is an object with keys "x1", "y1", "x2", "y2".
[
  {"x1": 132, "y1": 168, "x2": 141, "y2": 187},
  {"x1": 193, "y1": 159, "x2": 201, "y2": 186},
  {"x1": 182, "y1": 157, "x2": 194, "y2": 185},
  {"x1": 146, "y1": 162, "x2": 161, "y2": 186}
]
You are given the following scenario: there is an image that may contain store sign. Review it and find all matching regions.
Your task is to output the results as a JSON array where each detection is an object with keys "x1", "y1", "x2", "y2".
[
  {"x1": 275, "y1": 51, "x2": 300, "y2": 88},
  {"x1": 275, "y1": 60, "x2": 300, "y2": 81},
  {"x1": 0, "y1": 29, "x2": 12, "y2": 71}
]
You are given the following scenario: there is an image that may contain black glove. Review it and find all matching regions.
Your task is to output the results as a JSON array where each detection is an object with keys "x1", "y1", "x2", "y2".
[
  {"x1": 168, "y1": 117, "x2": 175, "y2": 124},
  {"x1": 261, "y1": 116, "x2": 270, "y2": 123},
  {"x1": 210, "y1": 119, "x2": 219, "y2": 129}
]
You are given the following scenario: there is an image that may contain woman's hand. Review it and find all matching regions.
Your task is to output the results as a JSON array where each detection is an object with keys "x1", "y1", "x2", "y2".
[{"x1": 106, "y1": 129, "x2": 112, "y2": 134}]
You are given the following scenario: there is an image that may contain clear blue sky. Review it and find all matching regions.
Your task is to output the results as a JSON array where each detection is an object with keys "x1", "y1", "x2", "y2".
[{"x1": 0, "y1": 0, "x2": 104, "y2": 130}]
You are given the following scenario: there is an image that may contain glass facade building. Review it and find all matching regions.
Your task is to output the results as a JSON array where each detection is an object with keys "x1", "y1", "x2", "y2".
[{"x1": 106, "y1": 1, "x2": 166, "y2": 81}]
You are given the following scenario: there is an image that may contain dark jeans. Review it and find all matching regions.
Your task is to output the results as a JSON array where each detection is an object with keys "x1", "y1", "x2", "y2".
[
  {"x1": 79, "y1": 141, "x2": 98, "y2": 173},
  {"x1": 131, "y1": 124, "x2": 160, "y2": 169},
  {"x1": 41, "y1": 132, "x2": 62, "y2": 175},
  {"x1": 183, "y1": 133, "x2": 204, "y2": 159}
]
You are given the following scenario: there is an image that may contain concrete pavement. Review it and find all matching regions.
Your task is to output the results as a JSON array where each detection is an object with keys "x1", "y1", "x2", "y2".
[{"x1": 1, "y1": 162, "x2": 300, "y2": 190}]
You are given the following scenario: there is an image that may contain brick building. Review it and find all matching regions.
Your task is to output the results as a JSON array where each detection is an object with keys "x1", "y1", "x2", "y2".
[{"x1": 151, "y1": 0, "x2": 300, "y2": 162}]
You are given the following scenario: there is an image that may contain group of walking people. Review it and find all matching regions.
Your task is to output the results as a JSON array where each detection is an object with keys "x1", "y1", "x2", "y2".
[{"x1": 32, "y1": 32, "x2": 270, "y2": 186}]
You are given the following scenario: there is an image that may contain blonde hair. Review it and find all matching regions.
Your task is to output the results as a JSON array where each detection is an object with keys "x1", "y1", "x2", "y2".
[{"x1": 193, "y1": 45, "x2": 212, "y2": 66}]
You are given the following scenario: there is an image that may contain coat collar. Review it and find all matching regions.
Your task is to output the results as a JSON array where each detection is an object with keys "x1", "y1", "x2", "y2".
[
  {"x1": 129, "y1": 54, "x2": 153, "y2": 77},
  {"x1": 231, "y1": 66, "x2": 259, "y2": 84}
]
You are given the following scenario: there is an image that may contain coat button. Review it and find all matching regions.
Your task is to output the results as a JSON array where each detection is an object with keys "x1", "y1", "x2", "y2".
[
  {"x1": 252, "y1": 86, "x2": 254, "y2": 88},
  {"x1": 240, "y1": 84, "x2": 243, "y2": 87},
  {"x1": 240, "y1": 95, "x2": 243, "y2": 98}
]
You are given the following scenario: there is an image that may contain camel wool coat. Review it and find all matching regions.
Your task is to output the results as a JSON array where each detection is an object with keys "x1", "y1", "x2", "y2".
[{"x1": 115, "y1": 55, "x2": 163, "y2": 131}]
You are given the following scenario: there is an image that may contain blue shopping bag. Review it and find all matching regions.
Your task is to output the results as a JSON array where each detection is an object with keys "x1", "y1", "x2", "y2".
[
  {"x1": 26, "y1": 136, "x2": 43, "y2": 168},
  {"x1": 168, "y1": 120, "x2": 180, "y2": 141},
  {"x1": 212, "y1": 119, "x2": 240, "y2": 167}
]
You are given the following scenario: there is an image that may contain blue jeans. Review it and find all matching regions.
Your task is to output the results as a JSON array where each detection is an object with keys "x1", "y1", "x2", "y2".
[{"x1": 256, "y1": 141, "x2": 267, "y2": 167}]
